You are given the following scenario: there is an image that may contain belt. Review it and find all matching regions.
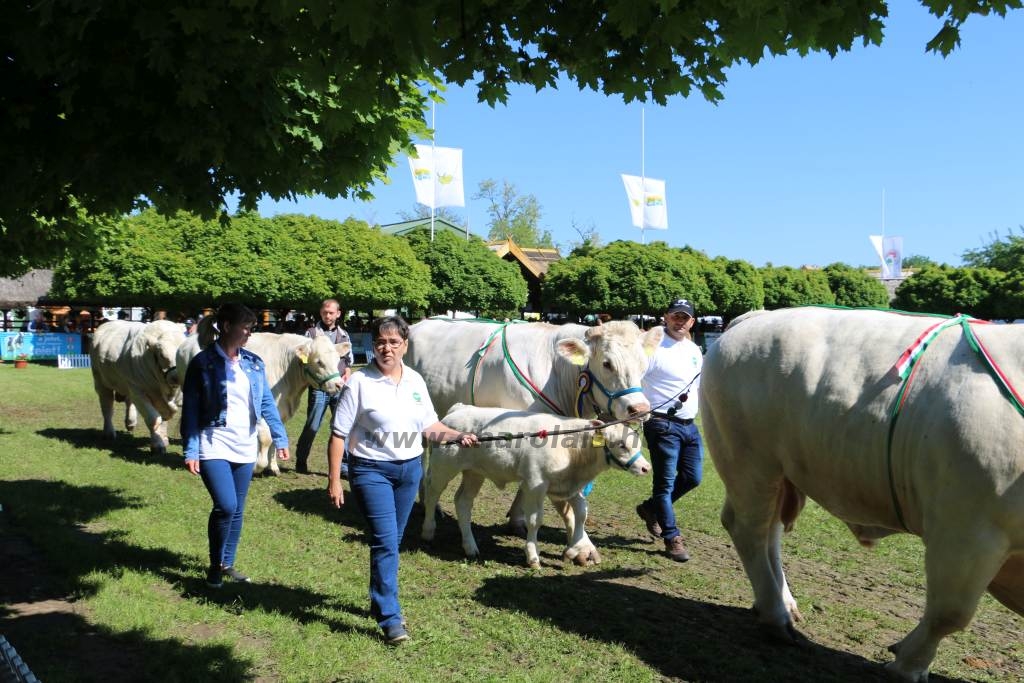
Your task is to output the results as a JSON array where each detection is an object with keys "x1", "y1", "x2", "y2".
[{"x1": 651, "y1": 413, "x2": 694, "y2": 426}]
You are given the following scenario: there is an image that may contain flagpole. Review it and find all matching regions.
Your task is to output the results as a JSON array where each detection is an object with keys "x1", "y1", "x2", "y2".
[
  {"x1": 640, "y1": 106, "x2": 646, "y2": 245},
  {"x1": 430, "y1": 99, "x2": 437, "y2": 242}
]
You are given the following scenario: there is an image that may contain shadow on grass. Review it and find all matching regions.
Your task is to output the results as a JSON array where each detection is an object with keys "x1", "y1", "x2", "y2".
[
  {"x1": 0, "y1": 479, "x2": 377, "y2": 682},
  {"x1": 37, "y1": 427, "x2": 183, "y2": 470},
  {"x1": 473, "y1": 568, "x2": 967, "y2": 683}
]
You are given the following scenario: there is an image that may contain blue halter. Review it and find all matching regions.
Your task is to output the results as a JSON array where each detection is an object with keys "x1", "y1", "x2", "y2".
[
  {"x1": 605, "y1": 443, "x2": 644, "y2": 470},
  {"x1": 585, "y1": 368, "x2": 644, "y2": 416}
]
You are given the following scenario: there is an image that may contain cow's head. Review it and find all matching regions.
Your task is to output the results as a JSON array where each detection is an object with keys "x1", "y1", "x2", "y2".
[
  {"x1": 557, "y1": 321, "x2": 663, "y2": 421},
  {"x1": 142, "y1": 320, "x2": 187, "y2": 389},
  {"x1": 296, "y1": 334, "x2": 350, "y2": 394},
  {"x1": 589, "y1": 420, "x2": 650, "y2": 475}
]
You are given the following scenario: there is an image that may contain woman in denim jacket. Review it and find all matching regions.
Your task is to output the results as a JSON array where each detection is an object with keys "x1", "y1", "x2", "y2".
[{"x1": 181, "y1": 303, "x2": 290, "y2": 587}]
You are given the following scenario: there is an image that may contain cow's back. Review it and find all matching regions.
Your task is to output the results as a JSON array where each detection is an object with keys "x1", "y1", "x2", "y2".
[{"x1": 701, "y1": 307, "x2": 1024, "y2": 532}]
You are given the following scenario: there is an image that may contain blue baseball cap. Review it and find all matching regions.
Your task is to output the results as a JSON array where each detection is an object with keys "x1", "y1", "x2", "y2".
[{"x1": 666, "y1": 299, "x2": 695, "y2": 317}]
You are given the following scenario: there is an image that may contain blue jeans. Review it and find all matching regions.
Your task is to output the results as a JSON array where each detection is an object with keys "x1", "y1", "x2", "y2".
[
  {"x1": 642, "y1": 417, "x2": 703, "y2": 540},
  {"x1": 349, "y1": 455, "x2": 422, "y2": 631},
  {"x1": 199, "y1": 459, "x2": 255, "y2": 569},
  {"x1": 295, "y1": 388, "x2": 341, "y2": 463}
]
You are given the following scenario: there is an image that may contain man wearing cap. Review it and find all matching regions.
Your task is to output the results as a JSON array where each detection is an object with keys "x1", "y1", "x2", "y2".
[{"x1": 635, "y1": 298, "x2": 704, "y2": 562}]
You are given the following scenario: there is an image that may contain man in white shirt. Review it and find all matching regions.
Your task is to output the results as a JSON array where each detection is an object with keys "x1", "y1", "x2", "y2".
[{"x1": 635, "y1": 298, "x2": 704, "y2": 562}]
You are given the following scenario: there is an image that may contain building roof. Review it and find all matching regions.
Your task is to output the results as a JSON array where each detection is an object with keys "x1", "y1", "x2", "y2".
[
  {"x1": 0, "y1": 269, "x2": 53, "y2": 308},
  {"x1": 379, "y1": 217, "x2": 472, "y2": 238},
  {"x1": 487, "y1": 239, "x2": 561, "y2": 279}
]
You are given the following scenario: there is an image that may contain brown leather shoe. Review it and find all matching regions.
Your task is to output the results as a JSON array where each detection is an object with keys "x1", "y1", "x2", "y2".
[
  {"x1": 664, "y1": 535, "x2": 690, "y2": 562},
  {"x1": 636, "y1": 502, "x2": 662, "y2": 538}
]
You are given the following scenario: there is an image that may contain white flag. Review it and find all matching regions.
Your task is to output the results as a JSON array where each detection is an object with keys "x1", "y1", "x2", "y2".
[
  {"x1": 621, "y1": 174, "x2": 668, "y2": 230},
  {"x1": 869, "y1": 235, "x2": 903, "y2": 278},
  {"x1": 408, "y1": 144, "x2": 465, "y2": 208}
]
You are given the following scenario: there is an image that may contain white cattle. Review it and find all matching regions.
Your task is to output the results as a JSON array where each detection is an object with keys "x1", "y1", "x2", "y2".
[
  {"x1": 700, "y1": 307, "x2": 1024, "y2": 681},
  {"x1": 408, "y1": 318, "x2": 663, "y2": 564},
  {"x1": 89, "y1": 320, "x2": 185, "y2": 454},
  {"x1": 177, "y1": 325, "x2": 349, "y2": 475},
  {"x1": 421, "y1": 404, "x2": 651, "y2": 568}
]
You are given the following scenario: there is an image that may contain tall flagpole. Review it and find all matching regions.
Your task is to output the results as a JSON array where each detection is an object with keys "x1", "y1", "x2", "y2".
[
  {"x1": 430, "y1": 98, "x2": 437, "y2": 242},
  {"x1": 640, "y1": 106, "x2": 646, "y2": 245}
]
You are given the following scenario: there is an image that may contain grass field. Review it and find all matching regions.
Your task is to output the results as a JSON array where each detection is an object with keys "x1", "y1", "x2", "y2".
[{"x1": 0, "y1": 362, "x2": 1020, "y2": 682}]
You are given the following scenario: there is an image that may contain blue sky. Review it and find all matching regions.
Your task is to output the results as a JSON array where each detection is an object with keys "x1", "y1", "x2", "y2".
[{"x1": 257, "y1": 4, "x2": 1023, "y2": 268}]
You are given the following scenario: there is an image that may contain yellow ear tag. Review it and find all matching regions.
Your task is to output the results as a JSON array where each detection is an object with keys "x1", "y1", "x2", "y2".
[
  {"x1": 297, "y1": 350, "x2": 309, "y2": 364},
  {"x1": 569, "y1": 351, "x2": 586, "y2": 366},
  {"x1": 645, "y1": 346, "x2": 656, "y2": 358},
  {"x1": 592, "y1": 432, "x2": 605, "y2": 447}
]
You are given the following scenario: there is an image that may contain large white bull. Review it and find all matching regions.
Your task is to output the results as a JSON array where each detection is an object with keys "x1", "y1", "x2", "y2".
[
  {"x1": 90, "y1": 320, "x2": 185, "y2": 454},
  {"x1": 422, "y1": 404, "x2": 651, "y2": 568},
  {"x1": 408, "y1": 318, "x2": 663, "y2": 564},
  {"x1": 177, "y1": 324, "x2": 349, "y2": 475},
  {"x1": 700, "y1": 307, "x2": 1024, "y2": 681}
]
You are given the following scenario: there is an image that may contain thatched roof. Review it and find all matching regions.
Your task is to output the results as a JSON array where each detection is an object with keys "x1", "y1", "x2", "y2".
[{"x1": 0, "y1": 269, "x2": 53, "y2": 308}]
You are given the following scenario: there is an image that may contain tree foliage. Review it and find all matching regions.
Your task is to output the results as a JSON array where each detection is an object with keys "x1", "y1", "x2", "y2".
[
  {"x1": 398, "y1": 204, "x2": 468, "y2": 229},
  {"x1": 403, "y1": 228, "x2": 528, "y2": 317},
  {"x1": 51, "y1": 210, "x2": 431, "y2": 312},
  {"x1": 543, "y1": 256, "x2": 614, "y2": 314},
  {"x1": 4, "y1": 1, "x2": 1015, "y2": 275},
  {"x1": 961, "y1": 227, "x2": 1024, "y2": 271},
  {"x1": 823, "y1": 263, "x2": 891, "y2": 308},
  {"x1": 760, "y1": 266, "x2": 835, "y2": 309},
  {"x1": 892, "y1": 264, "x2": 1011, "y2": 319},
  {"x1": 474, "y1": 179, "x2": 553, "y2": 247},
  {"x1": 702, "y1": 256, "x2": 766, "y2": 321}
]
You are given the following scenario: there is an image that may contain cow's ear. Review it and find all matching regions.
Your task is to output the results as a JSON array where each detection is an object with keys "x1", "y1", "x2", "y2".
[
  {"x1": 584, "y1": 326, "x2": 604, "y2": 341},
  {"x1": 556, "y1": 339, "x2": 589, "y2": 366},
  {"x1": 295, "y1": 345, "x2": 310, "y2": 364},
  {"x1": 642, "y1": 326, "x2": 664, "y2": 356},
  {"x1": 336, "y1": 342, "x2": 351, "y2": 357}
]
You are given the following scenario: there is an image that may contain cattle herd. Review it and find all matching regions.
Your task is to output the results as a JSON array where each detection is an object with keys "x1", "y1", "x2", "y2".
[{"x1": 85, "y1": 311, "x2": 1023, "y2": 681}]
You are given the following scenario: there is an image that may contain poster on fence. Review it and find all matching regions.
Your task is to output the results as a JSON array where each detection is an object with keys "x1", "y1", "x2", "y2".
[{"x1": 1, "y1": 332, "x2": 82, "y2": 360}]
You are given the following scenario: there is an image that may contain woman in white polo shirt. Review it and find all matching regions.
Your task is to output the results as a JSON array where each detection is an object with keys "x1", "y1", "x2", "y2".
[{"x1": 327, "y1": 315, "x2": 477, "y2": 645}]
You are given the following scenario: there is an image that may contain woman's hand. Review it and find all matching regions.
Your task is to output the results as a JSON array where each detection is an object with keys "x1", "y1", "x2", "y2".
[
  {"x1": 186, "y1": 459, "x2": 200, "y2": 475},
  {"x1": 276, "y1": 447, "x2": 290, "y2": 461},
  {"x1": 328, "y1": 478, "x2": 345, "y2": 508}
]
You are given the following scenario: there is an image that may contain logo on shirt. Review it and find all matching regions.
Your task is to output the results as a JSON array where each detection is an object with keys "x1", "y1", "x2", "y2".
[{"x1": 412, "y1": 391, "x2": 423, "y2": 404}]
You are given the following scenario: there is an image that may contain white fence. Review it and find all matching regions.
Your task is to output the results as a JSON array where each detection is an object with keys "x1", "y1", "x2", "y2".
[{"x1": 57, "y1": 353, "x2": 91, "y2": 369}]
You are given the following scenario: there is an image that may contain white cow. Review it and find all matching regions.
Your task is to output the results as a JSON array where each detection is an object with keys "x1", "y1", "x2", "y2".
[
  {"x1": 177, "y1": 323, "x2": 349, "y2": 475},
  {"x1": 90, "y1": 320, "x2": 185, "y2": 454},
  {"x1": 421, "y1": 404, "x2": 651, "y2": 568},
  {"x1": 700, "y1": 307, "x2": 1024, "y2": 681},
  {"x1": 408, "y1": 318, "x2": 663, "y2": 564}
]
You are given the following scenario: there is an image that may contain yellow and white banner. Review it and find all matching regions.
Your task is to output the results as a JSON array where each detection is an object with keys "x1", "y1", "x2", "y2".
[
  {"x1": 408, "y1": 144, "x2": 465, "y2": 208},
  {"x1": 621, "y1": 174, "x2": 668, "y2": 230}
]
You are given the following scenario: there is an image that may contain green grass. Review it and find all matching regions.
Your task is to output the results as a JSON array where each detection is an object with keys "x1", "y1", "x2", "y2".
[{"x1": 0, "y1": 363, "x2": 1020, "y2": 681}]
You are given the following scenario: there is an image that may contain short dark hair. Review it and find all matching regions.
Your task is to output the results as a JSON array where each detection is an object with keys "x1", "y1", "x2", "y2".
[
  {"x1": 371, "y1": 315, "x2": 410, "y2": 341},
  {"x1": 216, "y1": 303, "x2": 257, "y2": 329}
]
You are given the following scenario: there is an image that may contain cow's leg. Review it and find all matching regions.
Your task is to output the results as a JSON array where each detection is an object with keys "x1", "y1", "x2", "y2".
[
  {"x1": 420, "y1": 454, "x2": 458, "y2": 543},
  {"x1": 453, "y1": 472, "x2": 486, "y2": 559},
  {"x1": 560, "y1": 493, "x2": 601, "y2": 566},
  {"x1": 505, "y1": 485, "x2": 528, "y2": 538},
  {"x1": 254, "y1": 421, "x2": 277, "y2": 475},
  {"x1": 720, "y1": 479, "x2": 797, "y2": 641},
  {"x1": 124, "y1": 401, "x2": 138, "y2": 434},
  {"x1": 95, "y1": 384, "x2": 117, "y2": 440},
  {"x1": 132, "y1": 396, "x2": 167, "y2": 455},
  {"x1": 521, "y1": 486, "x2": 547, "y2": 569},
  {"x1": 886, "y1": 528, "x2": 1009, "y2": 682},
  {"x1": 987, "y1": 553, "x2": 1024, "y2": 616}
]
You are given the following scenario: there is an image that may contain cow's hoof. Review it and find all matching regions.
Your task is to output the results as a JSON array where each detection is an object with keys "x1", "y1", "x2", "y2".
[
  {"x1": 151, "y1": 445, "x2": 167, "y2": 456},
  {"x1": 759, "y1": 619, "x2": 799, "y2": 646},
  {"x1": 267, "y1": 467, "x2": 280, "y2": 477},
  {"x1": 527, "y1": 559, "x2": 541, "y2": 569},
  {"x1": 505, "y1": 520, "x2": 528, "y2": 538},
  {"x1": 884, "y1": 661, "x2": 928, "y2": 682}
]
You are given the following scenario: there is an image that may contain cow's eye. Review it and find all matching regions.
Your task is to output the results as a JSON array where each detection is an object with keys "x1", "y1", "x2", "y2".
[{"x1": 602, "y1": 359, "x2": 612, "y2": 369}]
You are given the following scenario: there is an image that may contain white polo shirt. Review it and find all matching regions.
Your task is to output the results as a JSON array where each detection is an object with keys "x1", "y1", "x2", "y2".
[
  {"x1": 331, "y1": 362, "x2": 439, "y2": 462},
  {"x1": 642, "y1": 332, "x2": 702, "y2": 420}
]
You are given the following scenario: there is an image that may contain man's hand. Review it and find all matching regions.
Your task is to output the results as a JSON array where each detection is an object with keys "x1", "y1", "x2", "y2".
[{"x1": 277, "y1": 447, "x2": 290, "y2": 461}]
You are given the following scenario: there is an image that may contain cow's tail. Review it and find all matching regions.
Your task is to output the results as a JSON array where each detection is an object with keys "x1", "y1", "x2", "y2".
[
  {"x1": 197, "y1": 315, "x2": 218, "y2": 348},
  {"x1": 778, "y1": 478, "x2": 806, "y2": 533}
]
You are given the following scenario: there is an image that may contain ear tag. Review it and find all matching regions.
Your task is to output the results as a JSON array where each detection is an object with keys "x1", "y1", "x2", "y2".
[
  {"x1": 297, "y1": 350, "x2": 309, "y2": 364},
  {"x1": 569, "y1": 351, "x2": 586, "y2": 366},
  {"x1": 592, "y1": 432, "x2": 605, "y2": 447}
]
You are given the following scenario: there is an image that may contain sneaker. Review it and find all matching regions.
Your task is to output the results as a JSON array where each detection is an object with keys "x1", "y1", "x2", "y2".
[
  {"x1": 664, "y1": 535, "x2": 690, "y2": 563},
  {"x1": 383, "y1": 623, "x2": 410, "y2": 645},
  {"x1": 636, "y1": 502, "x2": 662, "y2": 538},
  {"x1": 221, "y1": 565, "x2": 252, "y2": 583},
  {"x1": 205, "y1": 566, "x2": 223, "y2": 588}
]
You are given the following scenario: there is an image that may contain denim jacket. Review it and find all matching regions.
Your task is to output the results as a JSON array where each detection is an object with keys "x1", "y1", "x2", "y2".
[{"x1": 180, "y1": 344, "x2": 288, "y2": 461}]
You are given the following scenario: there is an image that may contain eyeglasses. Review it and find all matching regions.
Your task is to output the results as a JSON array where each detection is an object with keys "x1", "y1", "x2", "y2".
[{"x1": 372, "y1": 338, "x2": 405, "y2": 350}]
